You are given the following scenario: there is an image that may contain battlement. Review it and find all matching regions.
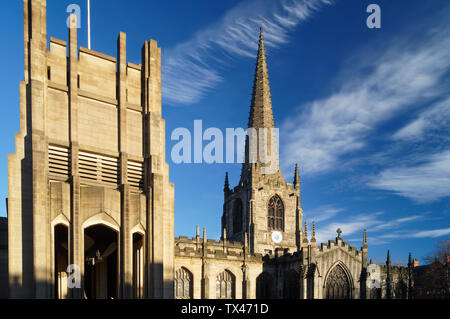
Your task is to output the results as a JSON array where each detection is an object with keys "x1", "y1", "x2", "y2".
[{"x1": 174, "y1": 235, "x2": 263, "y2": 261}]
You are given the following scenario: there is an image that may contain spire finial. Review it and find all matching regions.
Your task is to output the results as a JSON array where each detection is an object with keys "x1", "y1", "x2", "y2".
[
  {"x1": 311, "y1": 221, "x2": 316, "y2": 245},
  {"x1": 293, "y1": 164, "x2": 300, "y2": 188},
  {"x1": 224, "y1": 172, "x2": 230, "y2": 192},
  {"x1": 386, "y1": 250, "x2": 391, "y2": 265},
  {"x1": 196, "y1": 225, "x2": 199, "y2": 237},
  {"x1": 302, "y1": 222, "x2": 309, "y2": 244},
  {"x1": 203, "y1": 228, "x2": 207, "y2": 243},
  {"x1": 244, "y1": 232, "x2": 249, "y2": 250},
  {"x1": 363, "y1": 229, "x2": 367, "y2": 248}
]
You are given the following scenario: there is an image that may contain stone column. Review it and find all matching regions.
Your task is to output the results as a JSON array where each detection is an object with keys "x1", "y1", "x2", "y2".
[
  {"x1": 68, "y1": 13, "x2": 83, "y2": 299},
  {"x1": 24, "y1": 0, "x2": 51, "y2": 299},
  {"x1": 117, "y1": 32, "x2": 132, "y2": 298}
]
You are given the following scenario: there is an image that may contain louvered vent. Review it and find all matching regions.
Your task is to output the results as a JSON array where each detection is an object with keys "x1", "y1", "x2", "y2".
[
  {"x1": 49, "y1": 145, "x2": 70, "y2": 177},
  {"x1": 128, "y1": 161, "x2": 144, "y2": 190},
  {"x1": 79, "y1": 151, "x2": 119, "y2": 186}
]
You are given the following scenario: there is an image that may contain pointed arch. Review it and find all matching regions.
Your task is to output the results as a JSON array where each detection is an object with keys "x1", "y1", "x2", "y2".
[
  {"x1": 256, "y1": 272, "x2": 273, "y2": 299},
  {"x1": 82, "y1": 212, "x2": 120, "y2": 232},
  {"x1": 268, "y1": 194, "x2": 284, "y2": 231},
  {"x1": 174, "y1": 267, "x2": 193, "y2": 299},
  {"x1": 323, "y1": 262, "x2": 353, "y2": 299},
  {"x1": 216, "y1": 270, "x2": 235, "y2": 299}
]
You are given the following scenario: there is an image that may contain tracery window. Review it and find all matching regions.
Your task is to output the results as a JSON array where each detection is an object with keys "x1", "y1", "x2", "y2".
[
  {"x1": 268, "y1": 195, "x2": 284, "y2": 231},
  {"x1": 325, "y1": 264, "x2": 351, "y2": 299},
  {"x1": 232, "y1": 199, "x2": 243, "y2": 234},
  {"x1": 216, "y1": 270, "x2": 235, "y2": 299},
  {"x1": 174, "y1": 267, "x2": 193, "y2": 299}
]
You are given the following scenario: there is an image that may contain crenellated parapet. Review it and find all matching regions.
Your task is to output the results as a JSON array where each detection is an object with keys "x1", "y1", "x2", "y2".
[{"x1": 174, "y1": 235, "x2": 263, "y2": 262}]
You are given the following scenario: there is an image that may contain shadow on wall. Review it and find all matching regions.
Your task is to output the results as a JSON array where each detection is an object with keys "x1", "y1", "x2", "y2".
[{"x1": 0, "y1": 217, "x2": 8, "y2": 299}]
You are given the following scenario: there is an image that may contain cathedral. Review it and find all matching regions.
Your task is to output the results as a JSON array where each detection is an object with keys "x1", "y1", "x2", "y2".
[{"x1": 0, "y1": 0, "x2": 415, "y2": 299}]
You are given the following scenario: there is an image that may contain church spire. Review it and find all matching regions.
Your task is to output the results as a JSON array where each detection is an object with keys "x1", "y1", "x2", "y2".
[
  {"x1": 248, "y1": 27, "x2": 275, "y2": 130},
  {"x1": 241, "y1": 27, "x2": 280, "y2": 178}
]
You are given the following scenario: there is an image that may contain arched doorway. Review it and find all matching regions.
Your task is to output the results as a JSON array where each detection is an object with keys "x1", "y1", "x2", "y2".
[
  {"x1": 84, "y1": 225, "x2": 118, "y2": 299},
  {"x1": 54, "y1": 224, "x2": 69, "y2": 299},
  {"x1": 256, "y1": 272, "x2": 273, "y2": 299},
  {"x1": 133, "y1": 233, "x2": 144, "y2": 298},
  {"x1": 324, "y1": 264, "x2": 351, "y2": 299},
  {"x1": 284, "y1": 270, "x2": 301, "y2": 299}
]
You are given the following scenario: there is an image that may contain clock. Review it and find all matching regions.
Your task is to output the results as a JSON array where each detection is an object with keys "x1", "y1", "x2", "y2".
[{"x1": 271, "y1": 231, "x2": 282, "y2": 244}]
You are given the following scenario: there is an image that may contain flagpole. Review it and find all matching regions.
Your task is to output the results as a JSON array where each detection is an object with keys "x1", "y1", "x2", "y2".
[{"x1": 87, "y1": 0, "x2": 91, "y2": 49}]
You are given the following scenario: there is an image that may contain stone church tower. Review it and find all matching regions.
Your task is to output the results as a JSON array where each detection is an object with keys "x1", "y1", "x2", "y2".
[
  {"x1": 222, "y1": 28, "x2": 303, "y2": 256},
  {"x1": 7, "y1": 0, "x2": 174, "y2": 299}
]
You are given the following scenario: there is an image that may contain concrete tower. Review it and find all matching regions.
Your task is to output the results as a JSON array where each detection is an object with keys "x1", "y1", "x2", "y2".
[{"x1": 7, "y1": 0, "x2": 174, "y2": 299}]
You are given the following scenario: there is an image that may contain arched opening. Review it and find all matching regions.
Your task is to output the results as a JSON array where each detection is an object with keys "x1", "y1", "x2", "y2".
[
  {"x1": 233, "y1": 199, "x2": 243, "y2": 234},
  {"x1": 133, "y1": 232, "x2": 144, "y2": 298},
  {"x1": 54, "y1": 224, "x2": 69, "y2": 299},
  {"x1": 216, "y1": 270, "x2": 235, "y2": 299},
  {"x1": 284, "y1": 270, "x2": 301, "y2": 299},
  {"x1": 324, "y1": 264, "x2": 351, "y2": 299},
  {"x1": 174, "y1": 267, "x2": 193, "y2": 299},
  {"x1": 268, "y1": 195, "x2": 284, "y2": 231},
  {"x1": 256, "y1": 272, "x2": 273, "y2": 299},
  {"x1": 395, "y1": 280, "x2": 408, "y2": 299},
  {"x1": 84, "y1": 224, "x2": 118, "y2": 299}
]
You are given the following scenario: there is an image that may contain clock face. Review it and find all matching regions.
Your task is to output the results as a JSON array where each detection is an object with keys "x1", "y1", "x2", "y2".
[{"x1": 271, "y1": 231, "x2": 283, "y2": 244}]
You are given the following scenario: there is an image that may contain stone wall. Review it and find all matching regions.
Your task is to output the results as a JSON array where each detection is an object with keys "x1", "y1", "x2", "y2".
[{"x1": 7, "y1": 0, "x2": 174, "y2": 299}]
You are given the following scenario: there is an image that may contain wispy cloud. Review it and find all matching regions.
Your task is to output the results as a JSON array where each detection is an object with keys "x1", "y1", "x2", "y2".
[
  {"x1": 162, "y1": 0, "x2": 332, "y2": 105},
  {"x1": 370, "y1": 215, "x2": 423, "y2": 232},
  {"x1": 368, "y1": 150, "x2": 450, "y2": 203},
  {"x1": 314, "y1": 214, "x2": 380, "y2": 244},
  {"x1": 311, "y1": 210, "x2": 425, "y2": 245},
  {"x1": 303, "y1": 205, "x2": 344, "y2": 222},
  {"x1": 280, "y1": 18, "x2": 450, "y2": 175},
  {"x1": 393, "y1": 96, "x2": 450, "y2": 141},
  {"x1": 378, "y1": 228, "x2": 450, "y2": 240}
]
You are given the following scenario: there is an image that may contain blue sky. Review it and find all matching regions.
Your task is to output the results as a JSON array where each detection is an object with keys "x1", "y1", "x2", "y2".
[{"x1": 0, "y1": 0, "x2": 449, "y2": 265}]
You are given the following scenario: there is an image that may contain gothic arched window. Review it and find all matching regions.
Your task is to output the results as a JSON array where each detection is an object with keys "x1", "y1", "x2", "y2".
[
  {"x1": 232, "y1": 199, "x2": 243, "y2": 234},
  {"x1": 325, "y1": 264, "x2": 351, "y2": 299},
  {"x1": 216, "y1": 270, "x2": 235, "y2": 299},
  {"x1": 175, "y1": 267, "x2": 193, "y2": 299},
  {"x1": 268, "y1": 195, "x2": 284, "y2": 231}
]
